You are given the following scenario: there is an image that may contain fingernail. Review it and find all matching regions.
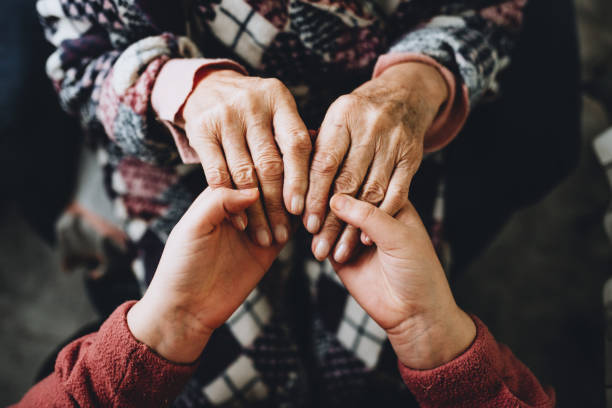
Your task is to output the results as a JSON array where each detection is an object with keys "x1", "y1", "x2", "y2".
[
  {"x1": 331, "y1": 195, "x2": 347, "y2": 211},
  {"x1": 274, "y1": 225, "x2": 289, "y2": 243},
  {"x1": 306, "y1": 215, "x2": 320, "y2": 233},
  {"x1": 334, "y1": 243, "x2": 349, "y2": 263},
  {"x1": 291, "y1": 195, "x2": 304, "y2": 214},
  {"x1": 314, "y1": 239, "x2": 330, "y2": 260},
  {"x1": 233, "y1": 215, "x2": 246, "y2": 231},
  {"x1": 256, "y1": 229, "x2": 271, "y2": 247}
]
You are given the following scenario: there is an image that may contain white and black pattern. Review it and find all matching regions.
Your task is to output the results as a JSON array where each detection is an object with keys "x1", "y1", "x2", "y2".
[
  {"x1": 207, "y1": 0, "x2": 280, "y2": 67},
  {"x1": 305, "y1": 256, "x2": 387, "y2": 368},
  {"x1": 336, "y1": 297, "x2": 387, "y2": 369},
  {"x1": 227, "y1": 289, "x2": 273, "y2": 346},
  {"x1": 246, "y1": 320, "x2": 309, "y2": 405},
  {"x1": 39, "y1": 0, "x2": 529, "y2": 405},
  {"x1": 288, "y1": 0, "x2": 346, "y2": 60},
  {"x1": 203, "y1": 356, "x2": 269, "y2": 404},
  {"x1": 311, "y1": 318, "x2": 370, "y2": 402},
  {"x1": 389, "y1": 23, "x2": 495, "y2": 104}
]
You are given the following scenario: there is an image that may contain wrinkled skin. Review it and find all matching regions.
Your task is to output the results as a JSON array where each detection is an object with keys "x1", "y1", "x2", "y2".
[{"x1": 182, "y1": 63, "x2": 448, "y2": 262}]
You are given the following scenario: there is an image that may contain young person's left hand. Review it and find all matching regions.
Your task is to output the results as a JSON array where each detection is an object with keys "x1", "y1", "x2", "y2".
[
  {"x1": 128, "y1": 187, "x2": 286, "y2": 363},
  {"x1": 328, "y1": 194, "x2": 475, "y2": 370}
]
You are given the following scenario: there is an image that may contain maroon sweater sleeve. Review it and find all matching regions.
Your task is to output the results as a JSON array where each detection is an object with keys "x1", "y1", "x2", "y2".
[
  {"x1": 11, "y1": 301, "x2": 197, "y2": 408},
  {"x1": 399, "y1": 316, "x2": 556, "y2": 407}
]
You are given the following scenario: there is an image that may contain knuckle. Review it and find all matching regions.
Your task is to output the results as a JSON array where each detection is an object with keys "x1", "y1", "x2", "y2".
[
  {"x1": 288, "y1": 133, "x2": 312, "y2": 155},
  {"x1": 334, "y1": 94, "x2": 359, "y2": 111},
  {"x1": 243, "y1": 93, "x2": 261, "y2": 113},
  {"x1": 333, "y1": 172, "x2": 360, "y2": 194},
  {"x1": 320, "y1": 215, "x2": 343, "y2": 236},
  {"x1": 262, "y1": 198, "x2": 285, "y2": 214},
  {"x1": 256, "y1": 156, "x2": 284, "y2": 180},
  {"x1": 361, "y1": 180, "x2": 386, "y2": 204},
  {"x1": 386, "y1": 187, "x2": 409, "y2": 211},
  {"x1": 399, "y1": 145, "x2": 423, "y2": 169},
  {"x1": 307, "y1": 194, "x2": 328, "y2": 211},
  {"x1": 185, "y1": 112, "x2": 216, "y2": 138},
  {"x1": 264, "y1": 77, "x2": 284, "y2": 89},
  {"x1": 247, "y1": 117, "x2": 270, "y2": 133},
  {"x1": 231, "y1": 163, "x2": 257, "y2": 187},
  {"x1": 211, "y1": 104, "x2": 235, "y2": 124},
  {"x1": 205, "y1": 166, "x2": 231, "y2": 187},
  {"x1": 311, "y1": 151, "x2": 341, "y2": 175}
]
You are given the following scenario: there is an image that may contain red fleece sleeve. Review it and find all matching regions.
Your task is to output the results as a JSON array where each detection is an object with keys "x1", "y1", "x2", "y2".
[
  {"x1": 399, "y1": 315, "x2": 555, "y2": 407},
  {"x1": 11, "y1": 301, "x2": 197, "y2": 408}
]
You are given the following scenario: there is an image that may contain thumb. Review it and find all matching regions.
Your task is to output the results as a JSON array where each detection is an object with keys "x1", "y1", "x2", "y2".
[
  {"x1": 330, "y1": 194, "x2": 403, "y2": 250},
  {"x1": 179, "y1": 187, "x2": 259, "y2": 235}
]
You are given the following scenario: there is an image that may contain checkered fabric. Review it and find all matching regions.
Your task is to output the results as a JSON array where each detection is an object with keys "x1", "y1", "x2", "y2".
[{"x1": 38, "y1": 0, "x2": 528, "y2": 405}]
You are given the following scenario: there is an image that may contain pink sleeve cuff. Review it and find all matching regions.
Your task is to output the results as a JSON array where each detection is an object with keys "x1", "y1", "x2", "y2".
[
  {"x1": 151, "y1": 58, "x2": 248, "y2": 164},
  {"x1": 373, "y1": 53, "x2": 470, "y2": 153}
]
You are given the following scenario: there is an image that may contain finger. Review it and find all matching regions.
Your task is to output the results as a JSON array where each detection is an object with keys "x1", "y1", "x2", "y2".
[
  {"x1": 189, "y1": 128, "x2": 250, "y2": 232},
  {"x1": 272, "y1": 98, "x2": 312, "y2": 215},
  {"x1": 178, "y1": 187, "x2": 259, "y2": 235},
  {"x1": 191, "y1": 132, "x2": 234, "y2": 190},
  {"x1": 221, "y1": 122, "x2": 273, "y2": 247},
  {"x1": 361, "y1": 233, "x2": 373, "y2": 246},
  {"x1": 357, "y1": 161, "x2": 412, "y2": 245},
  {"x1": 312, "y1": 143, "x2": 374, "y2": 261},
  {"x1": 329, "y1": 194, "x2": 403, "y2": 250},
  {"x1": 333, "y1": 150, "x2": 394, "y2": 262},
  {"x1": 246, "y1": 117, "x2": 291, "y2": 244},
  {"x1": 303, "y1": 117, "x2": 350, "y2": 234},
  {"x1": 330, "y1": 224, "x2": 361, "y2": 263}
]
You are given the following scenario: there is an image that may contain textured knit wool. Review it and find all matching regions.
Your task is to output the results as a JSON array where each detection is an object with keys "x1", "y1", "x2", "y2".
[
  {"x1": 37, "y1": 0, "x2": 530, "y2": 405},
  {"x1": 11, "y1": 303, "x2": 554, "y2": 407}
]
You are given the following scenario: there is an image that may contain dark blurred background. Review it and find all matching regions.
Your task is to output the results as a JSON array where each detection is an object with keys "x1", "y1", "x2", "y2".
[{"x1": 1, "y1": 0, "x2": 612, "y2": 407}]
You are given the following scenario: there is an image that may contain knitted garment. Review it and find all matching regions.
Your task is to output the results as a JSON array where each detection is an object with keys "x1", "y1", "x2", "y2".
[
  {"x1": 37, "y1": 0, "x2": 528, "y2": 405},
  {"x1": 11, "y1": 302, "x2": 555, "y2": 407}
]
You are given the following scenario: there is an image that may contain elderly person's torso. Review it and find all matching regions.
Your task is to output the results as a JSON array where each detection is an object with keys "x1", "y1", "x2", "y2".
[{"x1": 37, "y1": 0, "x2": 526, "y2": 405}]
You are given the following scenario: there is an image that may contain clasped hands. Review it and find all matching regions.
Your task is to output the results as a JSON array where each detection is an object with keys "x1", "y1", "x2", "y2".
[
  {"x1": 181, "y1": 62, "x2": 448, "y2": 263},
  {"x1": 127, "y1": 62, "x2": 476, "y2": 372}
]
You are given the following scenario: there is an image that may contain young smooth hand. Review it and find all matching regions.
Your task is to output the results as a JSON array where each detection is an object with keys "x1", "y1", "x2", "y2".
[
  {"x1": 127, "y1": 187, "x2": 286, "y2": 363},
  {"x1": 329, "y1": 194, "x2": 476, "y2": 370}
]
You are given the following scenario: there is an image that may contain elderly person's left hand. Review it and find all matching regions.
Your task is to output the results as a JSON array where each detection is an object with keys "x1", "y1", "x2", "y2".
[{"x1": 303, "y1": 62, "x2": 449, "y2": 262}]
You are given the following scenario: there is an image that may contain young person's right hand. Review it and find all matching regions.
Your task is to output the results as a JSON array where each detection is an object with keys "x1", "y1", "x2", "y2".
[
  {"x1": 127, "y1": 187, "x2": 287, "y2": 363},
  {"x1": 329, "y1": 194, "x2": 476, "y2": 370},
  {"x1": 182, "y1": 70, "x2": 312, "y2": 248}
]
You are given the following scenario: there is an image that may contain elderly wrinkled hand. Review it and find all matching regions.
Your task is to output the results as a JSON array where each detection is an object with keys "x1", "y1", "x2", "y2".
[
  {"x1": 183, "y1": 69, "x2": 311, "y2": 248},
  {"x1": 304, "y1": 62, "x2": 449, "y2": 263}
]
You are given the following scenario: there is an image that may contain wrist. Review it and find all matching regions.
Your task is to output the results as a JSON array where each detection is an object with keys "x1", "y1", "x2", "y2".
[
  {"x1": 182, "y1": 68, "x2": 245, "y2": 125},
  {"x1": 378, "y1": 62, "x2": 449, "y2": 110},
  {"x1": 127, "y1": 294, "x2": 213, "y2": 364},
  {"x1": 387, "y1": 306, "x2": 476, "y2": 370}
]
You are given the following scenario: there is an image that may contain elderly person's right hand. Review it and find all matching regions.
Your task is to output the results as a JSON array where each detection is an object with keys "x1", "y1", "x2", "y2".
[
  {"x1": 127, "y1": 187, "x2": 286, "y2": 363},
  {"x1": 182, "y1": 70, "x2": 312, "y2": 248}
]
